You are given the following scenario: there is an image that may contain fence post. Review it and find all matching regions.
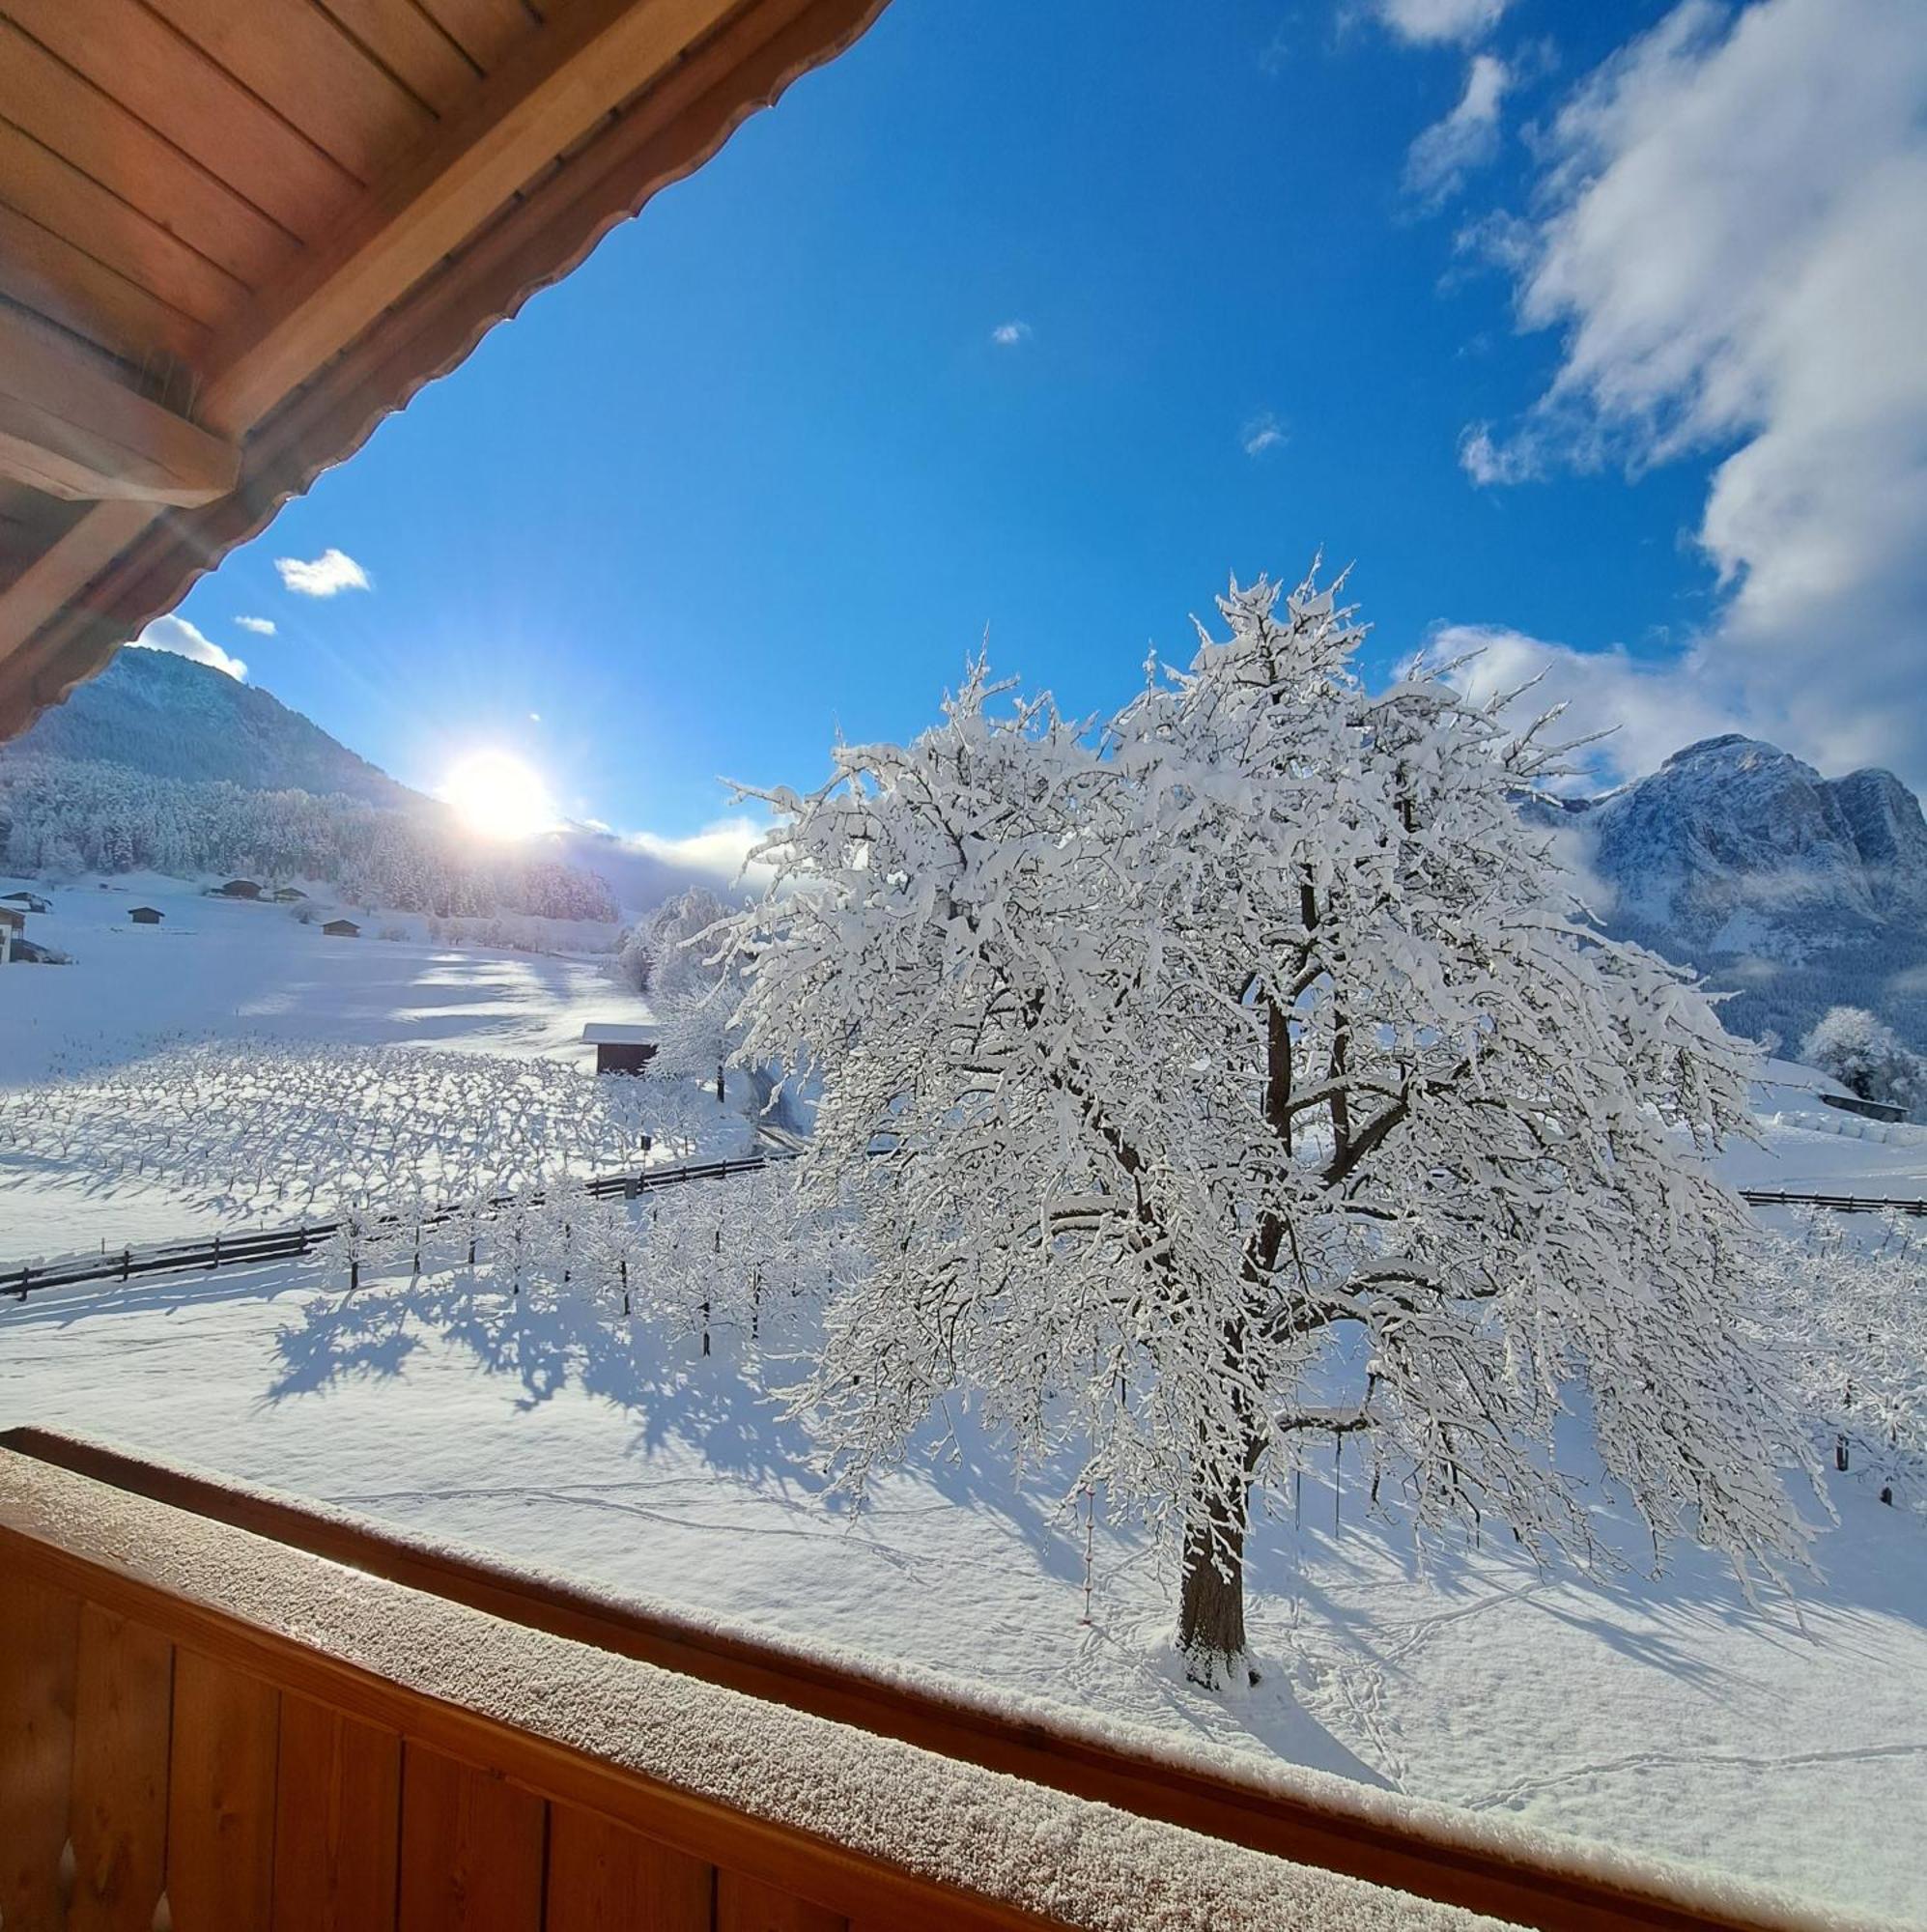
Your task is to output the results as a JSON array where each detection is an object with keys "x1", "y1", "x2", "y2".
[
  {"x1": 121, "y1": 1247, "x2": 130, "y2": 1282},
  {"x1": 212, "y1": 1231, "x2": 221, "y2": 1270},
  {"x1": 1836, "y1": 1435, "x2": 1850, "y2": 1472}
]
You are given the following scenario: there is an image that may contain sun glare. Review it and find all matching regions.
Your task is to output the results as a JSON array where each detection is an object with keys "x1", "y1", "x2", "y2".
[{"x1": 442, "y1": 750, "x2": 556, "y2": 840}]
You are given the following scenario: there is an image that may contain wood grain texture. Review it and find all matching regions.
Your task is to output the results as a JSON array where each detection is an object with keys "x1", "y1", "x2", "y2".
[
  {"x1": 66, "y1": 1604, "x2": 173, "y2": 1932},
  {"x1": 0, "y1": 0, "x2": 358, "y2": 236},
  {"x1": 0, "y1": 120, "x2": 249, "y2": 328},
  {"x1": 271, "y1": 1691, "x2": 402, "y2": 1932},
  {"x1": 0, "y1": 1568, "x2": 80, "y2": 1932},
  {"x1": 0, "y1": 203, "x2": 210, "y2": 367},
  {"x1": 0, "y1": 18, "x2": 298, "y2": 288},
  {"x1": 315, "y1": 0, "x2": 486, "y2": 111},
  {"x1": 416, "y1": 0, "x2": 544, "y2": 73},
  {"x1": 546, "y1": 1804, "x2": 715, "y2": 1930},
  {"x1": 142, "y1": 0, "x2": 435, "y2": 184},
  {"x1": 397, "y1": 1744, "x2": 547, "y2": 1930},
  {"x1": 718, "y1": 1870, "x2": 845, "y2": 1932},
  {"x1": 166, "y1": 1648, "x2": 281, "y2": 1930}
]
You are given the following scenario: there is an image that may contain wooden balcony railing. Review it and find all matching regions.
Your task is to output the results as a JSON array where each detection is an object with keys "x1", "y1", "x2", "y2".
[{"x1": 0, "y1": 1430, "x2": 1855, "y2": 1932}]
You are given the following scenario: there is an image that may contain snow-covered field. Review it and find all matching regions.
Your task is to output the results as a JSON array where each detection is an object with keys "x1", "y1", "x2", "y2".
[
  {"x1": 1, "y1": 1252, "x2": 1921, "y2": 1923},
  {"x1": 0, "y1": 876, "x2": 684, "y2": 1255},
  {"x1": 3, "y1": 882, "x2": 1925, "y2": 1924}
]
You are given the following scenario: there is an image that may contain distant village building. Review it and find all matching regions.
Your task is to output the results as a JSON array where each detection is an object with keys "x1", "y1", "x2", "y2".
[
  {"x1": 581, "y1": 1021, "x2": 660, "y2": 1076},
  {"x1": 2, "y1": 890, "x2": 51, "y2": 915},
  {"x1": 271, "y1": 886, "x2": 308, "y2": 903},
  {"x1": 214, "y1": 878, "x2": 263, "y2": 900},
  {"x1": 322, "y1": 918, "x2": 361, "y2": 939},
  {"x1": 0, "y1": 904, "x2": 21, "y2": 962},
  {"x1": 128, "y1": 906, "x2": 164, "y2": 924}
]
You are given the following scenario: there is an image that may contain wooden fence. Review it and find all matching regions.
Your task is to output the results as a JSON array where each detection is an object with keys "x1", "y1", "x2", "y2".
[
  {"x1": 4, "y1": 1152, "x2": 784, "y2": 1301},
  {"x1": 0, "y1": 1427, "x2": 1848, "y2": 1932},
  {"x1": 1737, "y1": 1187, "x2": 1926, "y2": 1216}
]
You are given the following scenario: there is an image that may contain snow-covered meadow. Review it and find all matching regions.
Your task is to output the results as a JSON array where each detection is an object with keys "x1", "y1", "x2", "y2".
[
  {"x1": 3, "y1": 870, "x2": 1925, "y2": 1923},
  {"x1": 0, "y1": 876, "x2": 751, "y2": 1256},
  {"x1": 2, "y1": 1232, "x2": 1922, "y2": 1922}
]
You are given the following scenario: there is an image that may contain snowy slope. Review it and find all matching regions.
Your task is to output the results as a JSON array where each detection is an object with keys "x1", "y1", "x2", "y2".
[{"x1": 3, "y1": 647, "x2": 416, "y2": 806}]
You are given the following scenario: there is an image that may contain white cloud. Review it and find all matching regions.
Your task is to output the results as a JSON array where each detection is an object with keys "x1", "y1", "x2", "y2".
[
  {"x1": 128, "y1": 615, "x2": 246, "y2": 681},
  {"x1": 1374, "y1": 0, "x2": 1513, "y2": 46},
  {"x1": 1425, "y1": 622, "x2": 1743, "y2": 787},
  {"x1": 1458, "y1": 0, "x2": 1927, "y2": 785},
  {"x1": 274, "y1": 548, "x2": 370, "y2": 596},
  {"x1": 990, "y1": 321, "x2": 1032, "y2": 347},
  {"x1": 625, "y1": 815, "x2": 774, "y2": 889},
  {"x1": 1242, "y1": 412, "x2": 1288, "y2": 457},
  {"x1": 1405, "y1": 53, "x2": 1510, "y2": 203},
  {"x1": 235, "y1": 615, "x2": 276, "y2": 636}
]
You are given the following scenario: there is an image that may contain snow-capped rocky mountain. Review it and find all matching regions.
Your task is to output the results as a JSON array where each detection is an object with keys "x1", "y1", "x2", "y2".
[{"x1": 1546, "y1": 735, "x2": 1927, "y2": 1052}]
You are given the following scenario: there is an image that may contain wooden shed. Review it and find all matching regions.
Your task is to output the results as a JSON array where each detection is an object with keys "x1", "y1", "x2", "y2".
[
  {"x1": 213, "y1": 878, "x2": 264, "y2": 900},
  {"x1": 128, "y1": 906, "x2": 164, "y2": 924},
  {"x1": 1, "y1": 890, "x2": 51, "y2": 915},
  {"x1": 582, "y1": 1020, "x2": 661, "y2": 1075},
  {"x1": 0, "y1": 0, "x2": 893, "y2": 740},
  {"x1": 322, "y1": 918, "x2": 361, "y2": 939}
]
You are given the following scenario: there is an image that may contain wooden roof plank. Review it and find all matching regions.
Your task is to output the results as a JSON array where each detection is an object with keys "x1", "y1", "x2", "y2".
[
  {"x1": 0, "y1": 203, "x2": 211, "y2": 367},
  {"x1": 198, "y1": 0, "x2": 747, "y2": 437},
  {"x1": 0, "y1": 0, "x2": 360, "y2": 241},
  {"x1": 312, "y1": 0, "x2": 488, "y2": 115},
  {"x1": 0, "y1": 121, "x2": 251, "y2": 330},
  {"x1": 414, "y1": 0, "x2": 544, "y2": 74},
  {"x1": 0, "y1": 23, "x2": 300, "y2": 288},
  {"x1": 142, "y1": 0, "x2": 438, "y2": 185},
  {"x1": 0, "y1": 311, "x2": 241, "y2": 506}
]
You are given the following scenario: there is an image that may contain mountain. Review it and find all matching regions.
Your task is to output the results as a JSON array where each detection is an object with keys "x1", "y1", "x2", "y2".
[
  {"x1": 0, "y1": 647, "x2": 734, "y2": 918},
  {"x1": 1548, "y1": 735, "x2": 1927, "y2": 1053},
  {"x1": 6, "y1": 647, "x2": 416, "y2": 809}
]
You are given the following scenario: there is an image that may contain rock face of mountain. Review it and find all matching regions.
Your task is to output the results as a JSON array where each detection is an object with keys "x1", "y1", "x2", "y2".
[
  {"x1": 1581, "y1": 735, "x2": 1927, "y2": 954},
  {"x1": 1554, "y1": 734, "x2": 1927, "y2": 1052},
  {"x1": 5, "y1": 647, "x2": 417, "y2": 809}
]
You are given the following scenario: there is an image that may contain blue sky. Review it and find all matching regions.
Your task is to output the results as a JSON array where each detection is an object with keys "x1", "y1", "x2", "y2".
[{"x1": 152, "y1": 0, "x2": 1927, "y2": 860}]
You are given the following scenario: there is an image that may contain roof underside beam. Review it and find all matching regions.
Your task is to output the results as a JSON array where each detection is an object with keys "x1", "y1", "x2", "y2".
[{"x1": 0, "y1": 313, "x2": 240, "y2": 508}]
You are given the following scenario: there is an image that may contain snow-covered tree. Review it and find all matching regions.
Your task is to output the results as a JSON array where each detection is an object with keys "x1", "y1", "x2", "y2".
[
  {"x1": 1757, "y1": 1211, "x2": 1926, "y2": 1509},
  {"x1": 644, "y1": 886, "x2": 747, "y2": 1103},
  {"x1": 1801, "y1": 1007, "x2": 1926, "y2": 1119},
  {"x1": 725, "y1": 568, "x2": 1810, "y2": 1687}
]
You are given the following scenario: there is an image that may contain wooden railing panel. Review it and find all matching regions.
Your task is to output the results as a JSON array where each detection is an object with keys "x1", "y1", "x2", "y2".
[
  {"x1": 718, "y1": 1869, "x2": 847, "y2": 1932},
  {"x1": 544, "y1": 1804, "x2": 714, "y2": 1929},
  {"x1": 271, "y1": 1692, "x2": 402, "y2": 1932},
  {"x1": 166, "y1": 1647, "x2": 282, "y2": 1928},
  {"x1": 67, "y1": 1605, "x2": 172, "y2": 1932},
  {"x1": 0, "y1": 1570, "x2": 78, "y2": 1932},
  {"x1": 397, "y1": 1743, "x2": 548, "y2": 1931}
]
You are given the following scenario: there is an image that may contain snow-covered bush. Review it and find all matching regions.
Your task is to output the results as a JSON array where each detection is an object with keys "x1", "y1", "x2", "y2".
[
  {"x1": 1801, "y1": 1007, "x2": 1926, "y2": 1118},
  {"x1": 724, "y1": 565, "x2": 1810, "y2": 1687}
]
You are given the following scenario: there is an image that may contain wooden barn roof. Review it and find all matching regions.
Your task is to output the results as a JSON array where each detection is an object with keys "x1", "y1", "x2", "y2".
[{"x1": 0, "y1": 0, "x2": 889, "y2": 740}]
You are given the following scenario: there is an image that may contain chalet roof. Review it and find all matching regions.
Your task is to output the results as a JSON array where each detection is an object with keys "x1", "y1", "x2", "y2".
[
  {"x1": 582, "y1": 1021, "x2": 662, "y2": 1045},
  {"x1": 321, "y1": 918, "x2": 361, "y2": 933},
  {"x1": 128, "y1": 906, "x2": 164, "y2": 918},
  {"x1": 0, "y1": 0, "x2": 891, "y2": 742}
]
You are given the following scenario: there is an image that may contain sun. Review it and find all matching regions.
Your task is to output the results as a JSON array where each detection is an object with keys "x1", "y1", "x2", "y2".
[{"x1": 441, "y1": 750, "x2": 556, "y2": 840}]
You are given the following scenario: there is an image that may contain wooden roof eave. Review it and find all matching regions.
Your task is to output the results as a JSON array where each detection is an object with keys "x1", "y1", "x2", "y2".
[{"x1": 0, "y1": 0, "x2": 890, "y2": 741}]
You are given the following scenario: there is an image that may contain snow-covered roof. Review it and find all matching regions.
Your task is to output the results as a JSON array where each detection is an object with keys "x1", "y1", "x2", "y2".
[
  {"x1": 582, "y1": 1021, "x2": 661, "y2": 1045},
  {"x1": 0, "y1": 1450, "x2": 1518, "y2": 1932}
]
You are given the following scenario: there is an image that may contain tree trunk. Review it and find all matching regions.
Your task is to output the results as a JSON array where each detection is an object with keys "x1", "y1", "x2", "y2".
[{"x1": 1177, "y1": 1483, "x2": 1251, "y2": 1689}]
